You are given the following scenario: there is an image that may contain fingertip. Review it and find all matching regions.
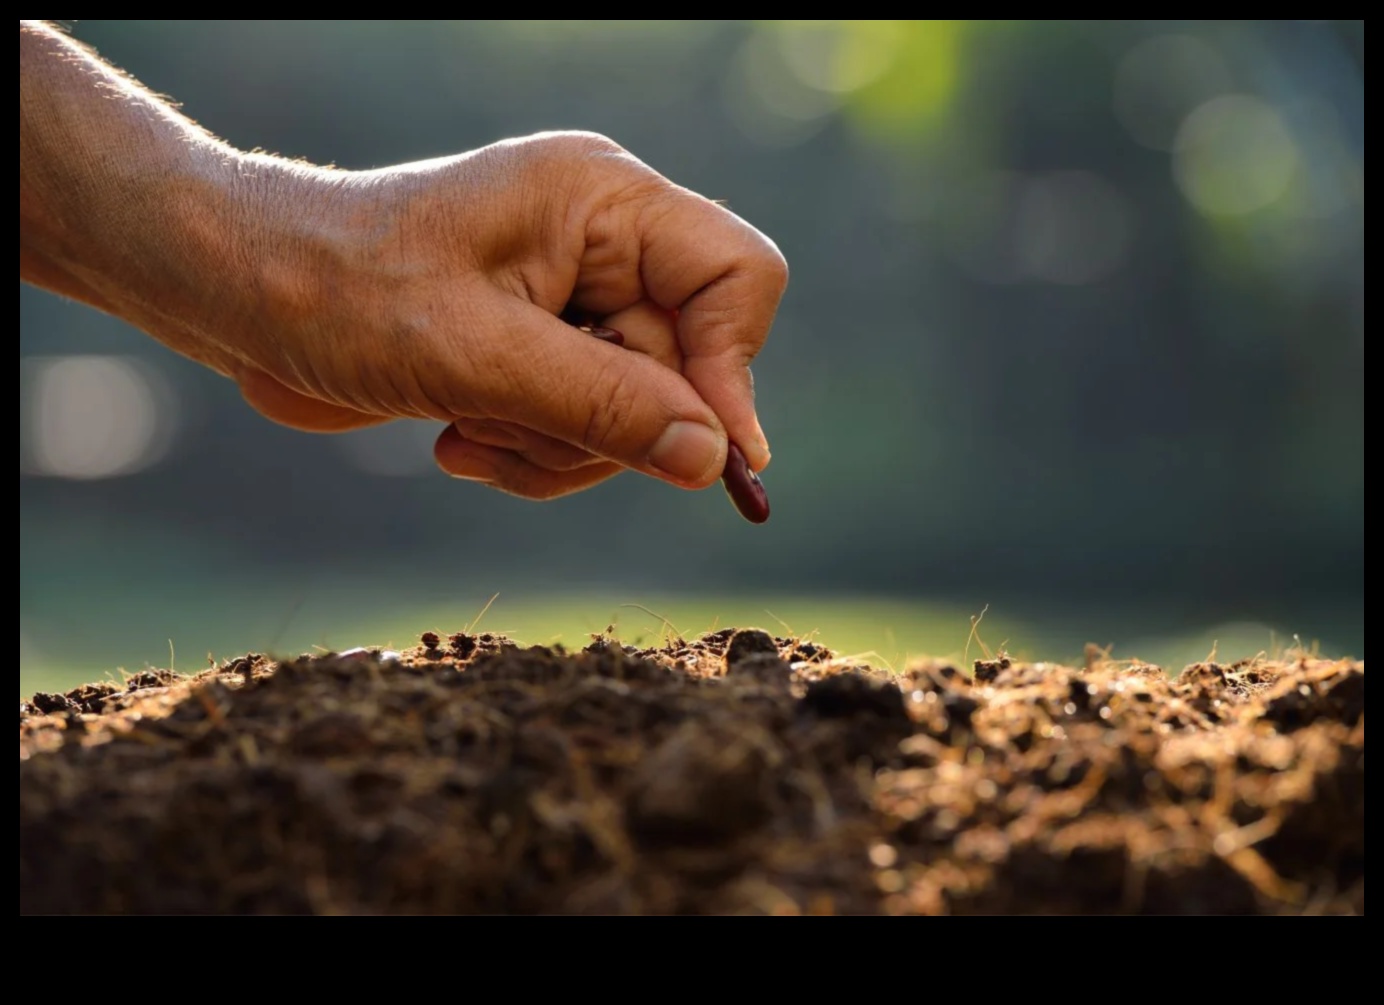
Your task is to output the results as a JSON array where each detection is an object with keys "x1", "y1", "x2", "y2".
[
  {"x1": 682, "y1": 358, "x2": 770, "y2": 473},
  {"x1": 433, "y1": 424, "x2": 494, "y2": 481},
  {"x1": 741, "y1": 422, "x2": 772, "y2": 472},
  {"x1": 435, "y1": 425, "x2": 624, "y2": 500},
  {"x1": 517, "y1": 302, "x2": 729, "y2": 479}
]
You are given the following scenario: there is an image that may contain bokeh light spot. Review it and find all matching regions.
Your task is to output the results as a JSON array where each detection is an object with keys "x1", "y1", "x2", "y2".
[
  {"x1": 848, "y1": 20, "x2": 964, "y2": 136},
  {"x1": 1112, "y1": 34, "x2": 1232, "y2": 152},
  {"x1": 943, "y1": 170, "x2": 1134, "y2": 286},
  {"x1": 1173, "y1": 95, "x2": 1299, "y2": 216},
  {"x1": 23, "y1": 355, "x2": 176, "y2": 479},
  {"x1": 775, "y1": 21, "x2": 906, "y2": 95},
  {"x1": 724, "y1": 29, "x2": 840, "y2": 148}
]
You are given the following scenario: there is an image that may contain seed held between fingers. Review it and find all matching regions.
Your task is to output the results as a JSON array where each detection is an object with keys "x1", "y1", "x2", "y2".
[
  {"x1": 571, "y1": 317, "x2": 769, "y2": 524},
  {"x1": 578, "y1": 325, "x2": 625, "y2": 346},
  {"x1": 720, "y1": 442, "x2": 771, "y2": 524}
]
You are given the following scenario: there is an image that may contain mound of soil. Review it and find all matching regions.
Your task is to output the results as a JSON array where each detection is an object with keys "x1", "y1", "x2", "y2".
[{"x1": 20, "y1": 629, "x2": 1363, "y2": 915}]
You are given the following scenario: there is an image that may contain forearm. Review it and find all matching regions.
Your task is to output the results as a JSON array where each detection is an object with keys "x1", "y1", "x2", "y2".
[
  {"x1": 18, "y1": 22, "x2": 318, "y2": 364},
  {"x1": 17, "y1": 25, "x2": 781, "y2": 488}
]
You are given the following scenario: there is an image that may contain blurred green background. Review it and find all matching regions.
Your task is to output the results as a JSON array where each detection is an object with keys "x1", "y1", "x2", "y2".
[{"x1": 20, "y1": 20, "x2": 1364, "y2": 695}]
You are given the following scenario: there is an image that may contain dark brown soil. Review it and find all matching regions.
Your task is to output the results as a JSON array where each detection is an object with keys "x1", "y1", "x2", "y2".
[{"x1": 20, "y1": 629, "x2": 1364, "y2": 915}]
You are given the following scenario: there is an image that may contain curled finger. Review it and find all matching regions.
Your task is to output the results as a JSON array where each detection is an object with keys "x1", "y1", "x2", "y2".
[
  {"x1": 564, "y1": 299, "x2": 682, "y2": 371},
  {"x1": 638, "y1": 190, "x2": 787, "y2": 471},
  {"x1": 451, "y1": 417, "x2": 607, "y2": 472},
  {"x1": 434, "y1": 425, "x2": 623, "y2": 500}
]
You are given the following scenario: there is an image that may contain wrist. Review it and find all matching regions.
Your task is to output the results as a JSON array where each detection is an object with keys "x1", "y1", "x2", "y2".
[
  {"x1": 195, "y1": 152, "x2": 351, "y2": 362},
  {"x1": 88, "y1": 144, "x2": 349, "y2": 373},
  {"x1": 18, "y1": 21, "x2": 352, "y2": 372}
]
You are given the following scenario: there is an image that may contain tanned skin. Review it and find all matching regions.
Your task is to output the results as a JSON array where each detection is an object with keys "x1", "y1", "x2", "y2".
[{"x1": 19, "y1": 20, "x2": 787, "y2": 499}]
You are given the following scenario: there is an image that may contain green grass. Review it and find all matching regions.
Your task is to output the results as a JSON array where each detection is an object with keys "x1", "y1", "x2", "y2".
[
  {"x1": 22, "y1": 518, "x2": 1358, "y2": 698},
  {"x1": 21, "y1": 591, "x2": 1015, "y2": 696},
  {"x1": 20, "y1": 583, "x2": 1343, "y2": 698}
]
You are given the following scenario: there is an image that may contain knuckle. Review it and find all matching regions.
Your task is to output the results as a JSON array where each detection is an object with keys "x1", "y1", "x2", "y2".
[
  {"x1": 545, "y1": 129, "x2": 622, "y2": 151},
  {"x1": 763, "y1": 241, "x2": 790, "y2": 292},
  {"x1": 523, "y1": 130, "x2": 629, "y2": 172},
  {"x1": 559, "y1": 130, "x2": 625, "y2": 156},
  {"x1": 737, "y1": 229, "x2": 789, "y2": 296}
]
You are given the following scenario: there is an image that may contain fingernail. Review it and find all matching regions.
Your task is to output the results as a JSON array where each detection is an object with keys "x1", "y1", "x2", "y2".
[
  {"x1": 649, "y1": 421, "x2": 724, "y2": 484},
  {"x1": 742, "y1": 422, "x2": 771, "y2": 471}
]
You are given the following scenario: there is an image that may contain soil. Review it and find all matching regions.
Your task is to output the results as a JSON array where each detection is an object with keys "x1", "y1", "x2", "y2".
[{"x1": 20, "y1": 628, "x2": 1363, "y2": 915}]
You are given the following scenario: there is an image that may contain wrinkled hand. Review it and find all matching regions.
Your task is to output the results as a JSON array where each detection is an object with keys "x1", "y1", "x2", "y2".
[
  {"x1": 21, "y1": 20, "x2": 786, "y2": 501},
  {"x1": 221, "y1": 132, "x2": 786, "y2": 499}
]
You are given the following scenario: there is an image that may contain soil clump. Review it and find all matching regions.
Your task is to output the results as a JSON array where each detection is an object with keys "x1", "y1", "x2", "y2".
[{"x1": 20, "y1": 628, "x2": 1364, "y2": 914}]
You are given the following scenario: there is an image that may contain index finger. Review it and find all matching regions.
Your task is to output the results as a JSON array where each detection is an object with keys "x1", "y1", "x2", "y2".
[{"x1": 636, "y1": 191, "x2": 787, "y2": 471}]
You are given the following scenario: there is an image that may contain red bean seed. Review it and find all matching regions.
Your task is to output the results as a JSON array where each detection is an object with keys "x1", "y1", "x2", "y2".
[
  {"x1": 721, "y1": 442, "x2": 770, "y2": 524},
  {"x1": 580, "y1": 326, "x2": 625, "y2": 346},
  {"x1": 574, "y1": 320, "x2": 768, "y2": 524}
]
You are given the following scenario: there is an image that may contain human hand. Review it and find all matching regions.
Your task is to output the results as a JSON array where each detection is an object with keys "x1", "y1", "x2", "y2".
[
  {"x1": 232, "y1": 132, "x2": 787, "y2": 499},
  {"x1": 21, "y1": 24, "x2": 786, "y2": 501}
]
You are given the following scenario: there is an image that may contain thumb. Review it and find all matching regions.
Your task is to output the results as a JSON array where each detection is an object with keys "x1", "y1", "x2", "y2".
[{"x1": 477, "y1": 304, "x2": 728, "y2": 488}]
